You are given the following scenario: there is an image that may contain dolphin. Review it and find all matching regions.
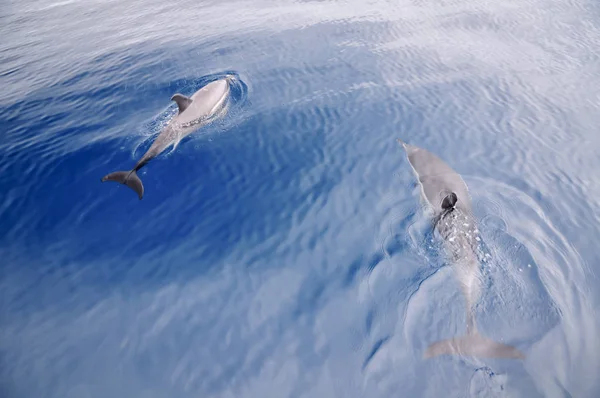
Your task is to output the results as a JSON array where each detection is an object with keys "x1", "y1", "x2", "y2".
[
  {"x1": 101, "y1": 77, "x2": 232, "y2": 199},
  {"x1": 398, "y1": 139, "x2": 524, "y2": 360}
]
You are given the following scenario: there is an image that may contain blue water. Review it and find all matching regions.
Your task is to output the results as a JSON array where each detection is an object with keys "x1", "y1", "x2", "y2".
[{"x1": 2, "y1": 0, "x2": 600, "y2": 396}]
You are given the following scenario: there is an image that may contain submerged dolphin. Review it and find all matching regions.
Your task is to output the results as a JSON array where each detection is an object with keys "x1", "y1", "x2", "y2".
[
  {"x1": 101, "y1": 77, "x2": 232, "y2": 199},
  {"x1": 398, "y1": 139, "x2": 524, "y2": 359}
]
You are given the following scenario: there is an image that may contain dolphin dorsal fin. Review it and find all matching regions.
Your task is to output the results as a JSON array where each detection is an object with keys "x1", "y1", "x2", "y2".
[
  {"x1": 441, "y1": 192, "x2": 458, "y2": 210},
  {"x1": 171, "y1": 94, "x2": 193, "y2": 113}
]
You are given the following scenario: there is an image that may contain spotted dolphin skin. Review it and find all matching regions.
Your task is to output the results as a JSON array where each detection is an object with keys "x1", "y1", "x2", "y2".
[
  {"x1": 101, "y1": 77, "x2": 232, "y2": 199},
  {"x1": 398, "y1": 139, "x2": 524, "y2": 360}
]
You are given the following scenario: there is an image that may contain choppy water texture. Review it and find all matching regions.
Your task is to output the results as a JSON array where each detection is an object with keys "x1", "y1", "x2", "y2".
[{"x1": 2, "y1": 0, "x2": 600, "y2": 397}]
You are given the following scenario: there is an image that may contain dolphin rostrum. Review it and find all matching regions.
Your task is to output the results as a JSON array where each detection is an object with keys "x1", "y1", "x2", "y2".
[
  {"x1": 398, "y1": 139, "x2": 524, "y2": 359},
  {"x1": 101, "y1": 77, "x2": 232, "y2": 199}
]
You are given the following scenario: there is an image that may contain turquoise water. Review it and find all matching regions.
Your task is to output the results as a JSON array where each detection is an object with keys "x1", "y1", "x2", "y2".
[{"x1": 1, "y1": 0, "x2": 600, "y2": 396}]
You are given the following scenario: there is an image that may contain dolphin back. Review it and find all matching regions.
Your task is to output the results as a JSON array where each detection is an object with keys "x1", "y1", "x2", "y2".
[
  {"x1": 175, "y1": 79, "x2": 231, "y2": 125},
  {"x1": 399, "y1": 140, "x2": 472, "y2": 215}
]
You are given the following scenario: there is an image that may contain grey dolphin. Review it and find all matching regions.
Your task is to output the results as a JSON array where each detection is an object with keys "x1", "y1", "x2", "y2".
[
  {"x1": 398, "y1": 139, "x2": 524, "y2": 360},
  {"x1": 101, "y1": 77, "x2": 232, "y2": 199}
]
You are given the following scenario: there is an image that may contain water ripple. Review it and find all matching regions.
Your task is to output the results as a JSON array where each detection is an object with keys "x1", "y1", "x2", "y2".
[{"x1": 2, "y1": 0, "x2": 600, "y2": 396}]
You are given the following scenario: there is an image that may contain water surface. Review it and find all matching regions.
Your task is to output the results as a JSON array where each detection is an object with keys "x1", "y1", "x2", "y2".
[{"x1": 1, "y1": 0, "x2": 600, "y2": 397}]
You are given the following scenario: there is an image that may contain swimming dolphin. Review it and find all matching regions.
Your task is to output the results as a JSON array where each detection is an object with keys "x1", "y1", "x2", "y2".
[
  {"x1": 398, "y1": 139, "x2": 524, "y2": 359},
  {"x1": 101, "y1": 77, "x2": 232, "y2": 199}
]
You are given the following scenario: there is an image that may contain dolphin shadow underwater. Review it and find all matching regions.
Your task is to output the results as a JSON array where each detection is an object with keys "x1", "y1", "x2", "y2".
[
  {"x1": 398, "y1": 139, "x2": 524, "y2": 360},
  {"x1": 101, "y1": 77, "x2": 233, "y2": 199}
]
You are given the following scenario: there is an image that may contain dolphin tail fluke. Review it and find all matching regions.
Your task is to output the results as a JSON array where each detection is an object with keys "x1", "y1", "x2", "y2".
[
  {"x1": 101, "y1": 170, "x2": 144, "y2": 200},
  {"x1": 424, "y1": 332, "x2": 524, "y2": 359}
]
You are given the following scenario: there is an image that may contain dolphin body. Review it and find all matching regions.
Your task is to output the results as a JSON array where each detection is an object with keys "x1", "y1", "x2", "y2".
[
  {"x1": 101, "y1": 77, "x2": 232, "y2": 199},
  {"x1": 398, "y1": 139, "x2": 524, "y2": 360}
]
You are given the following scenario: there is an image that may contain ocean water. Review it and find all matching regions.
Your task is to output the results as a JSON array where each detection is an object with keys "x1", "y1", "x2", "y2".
[{"x1": 1, "y1": 0, "x2": 600, "y2": 396}]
